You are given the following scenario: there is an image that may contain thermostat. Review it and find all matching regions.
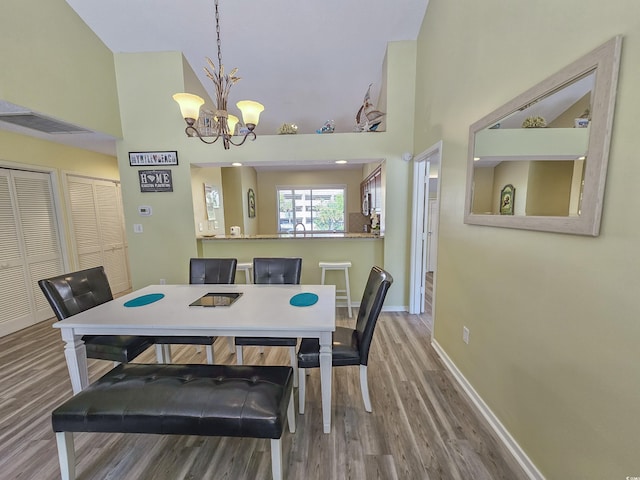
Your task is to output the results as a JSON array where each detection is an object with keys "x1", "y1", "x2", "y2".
[{"x1": 138, "y1": 205, "x2": 152, "y2": 216}]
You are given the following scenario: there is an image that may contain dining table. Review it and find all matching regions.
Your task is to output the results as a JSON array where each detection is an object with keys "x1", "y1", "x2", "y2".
[{"x1": 53, "y1": 283, "x2": 336, "y2": 433}]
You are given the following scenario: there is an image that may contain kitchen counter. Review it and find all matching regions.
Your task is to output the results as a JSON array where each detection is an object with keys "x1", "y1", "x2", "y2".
[{"x1": 199, "y1": 232, "x2": 382, "y2": 240}]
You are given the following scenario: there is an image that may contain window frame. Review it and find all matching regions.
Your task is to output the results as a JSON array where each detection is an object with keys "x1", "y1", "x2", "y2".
[{"x1": 276, "y1": 184, "x2": 346, "y2": 233}]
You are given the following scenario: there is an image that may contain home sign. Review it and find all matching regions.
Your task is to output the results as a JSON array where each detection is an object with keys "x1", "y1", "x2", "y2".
[{"x1": 138, "y1": 169, "x2": 173, "y2": 192}]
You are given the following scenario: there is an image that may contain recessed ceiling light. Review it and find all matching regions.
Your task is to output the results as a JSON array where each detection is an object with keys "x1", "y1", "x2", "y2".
[
  {"x1": 473, "y1": 157, "x2": 480, "y2": 162},
  {"x1": 231, "y1": 162, "x2": 242, "y2": 167},
  {"x1": 335, "y1": 160, "x2": 347, "y2": 164}
]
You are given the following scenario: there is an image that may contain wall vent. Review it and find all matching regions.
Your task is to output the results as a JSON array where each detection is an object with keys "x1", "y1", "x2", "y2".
[{"x1": 0, "y1": 113, "x2": 91, "y2": 134}]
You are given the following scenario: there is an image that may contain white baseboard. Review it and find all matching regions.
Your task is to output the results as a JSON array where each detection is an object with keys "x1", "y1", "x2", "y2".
[
  {"x1": 431, "y1": 340, "x2": 545, "y2": 480},
  {"x1": 336, "y1": 302, "x2": 407, "y2": 312}
]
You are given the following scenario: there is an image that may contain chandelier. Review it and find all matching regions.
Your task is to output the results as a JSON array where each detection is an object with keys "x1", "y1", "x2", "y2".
[{"x1": 173, "y1": 0, "x2": 264, "y2": 150}]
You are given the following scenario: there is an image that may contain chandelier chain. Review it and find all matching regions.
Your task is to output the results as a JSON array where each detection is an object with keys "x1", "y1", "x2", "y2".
[{"x1": 214, "y1": 0, "x2": 223, "y2": 74}]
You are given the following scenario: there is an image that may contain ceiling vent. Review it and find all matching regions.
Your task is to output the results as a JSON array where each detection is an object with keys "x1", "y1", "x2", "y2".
[{"x1": 0, "y1": 113, "x2": 91, "y2": 134}]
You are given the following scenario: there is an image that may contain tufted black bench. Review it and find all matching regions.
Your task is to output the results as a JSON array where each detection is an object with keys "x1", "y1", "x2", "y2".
[{"x1": 52, "y1": 363, "x2": 295, "y2": 480}]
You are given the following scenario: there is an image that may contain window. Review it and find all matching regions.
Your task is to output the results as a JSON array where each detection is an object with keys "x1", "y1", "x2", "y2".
[{"x1": 277, "y1": 187, "x2": 345, "y2": 233}]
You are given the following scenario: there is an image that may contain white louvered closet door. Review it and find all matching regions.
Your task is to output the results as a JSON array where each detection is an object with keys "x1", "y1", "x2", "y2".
[
  {"x1": 67, "y1": 176, "x2": 130, "y2": 294},
  {"x1": 0, "y1": 168, "x2": 64, "y2": 337}
]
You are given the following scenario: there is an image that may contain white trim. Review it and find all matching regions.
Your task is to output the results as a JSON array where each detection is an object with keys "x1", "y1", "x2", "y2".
[
  {"x1": 431, "y1": 340, "x2": 545, "y2": 480},
  {"x1": 409, "y1": 141, "x2": 442, "y2": 315},
  {"x1": 339, "y1": 302, "x2": 406, "y2": 312},
  {"x1": 409, "y1": 160, "x2": 427, "y2": 313},
  {"x1": 381, "y1": 305, "x2": 406, "y2": 312}
]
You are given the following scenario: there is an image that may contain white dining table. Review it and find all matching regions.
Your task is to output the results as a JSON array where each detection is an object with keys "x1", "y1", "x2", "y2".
[{"x1": 53, "y1": 283, "x2": 336, "y2": 433}]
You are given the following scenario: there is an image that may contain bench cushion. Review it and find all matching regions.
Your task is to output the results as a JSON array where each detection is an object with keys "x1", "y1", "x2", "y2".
[{"x1": 52, "y1": 364, "x2": 293, "y2": 439}]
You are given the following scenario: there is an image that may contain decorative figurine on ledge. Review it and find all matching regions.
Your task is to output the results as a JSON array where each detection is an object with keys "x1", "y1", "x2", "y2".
[
  {"x1": 316, "y1": 119, "x2": 335, "y2": 134},
  {"x1": 354, "y1": 84, "x2": 386, "y2": 132},
  {"x1": 277, "y1": 123, "x2": 298, "y2": 134},
  {"x1": 521, "y1": 116, "x2": 546, "y2": 128}
]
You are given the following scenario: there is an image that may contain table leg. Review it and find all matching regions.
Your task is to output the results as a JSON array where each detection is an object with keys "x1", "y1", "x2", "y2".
[
  {"x1": 60, "y1": 329, "x2": 89, "y2": 394},
  {"x1": 319, "y1": 331, "x2": 332, "y2": 433}
]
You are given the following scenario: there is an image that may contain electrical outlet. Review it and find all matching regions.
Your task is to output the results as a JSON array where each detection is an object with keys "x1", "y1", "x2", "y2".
[
  {"x1": 462, "y1": 326, "x2": 470, "y2": 344},
  {"x1": 159, "y1": 278, "x2": 166, "y2": 285}
]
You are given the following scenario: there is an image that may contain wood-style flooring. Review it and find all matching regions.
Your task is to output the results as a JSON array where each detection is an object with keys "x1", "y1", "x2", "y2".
[{"x1": 0, "y1": 302, "x2": 528, "y2": 479}]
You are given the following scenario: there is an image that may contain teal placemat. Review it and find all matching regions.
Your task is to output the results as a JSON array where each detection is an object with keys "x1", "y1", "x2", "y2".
[
  {"x1": 124, "y1": 293, "x2": 165, "y2": 307},
  {"x1": 289, "y1": 292, "x2": 319, "y2": 307}
]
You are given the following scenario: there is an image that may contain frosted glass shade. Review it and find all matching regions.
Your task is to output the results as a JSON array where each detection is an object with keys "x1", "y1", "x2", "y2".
[
  {"x1": 236, "y1": 100, "x2": 264, "y2": 126},
  {"x1": 227, "y1": 114, "x2": 239, "y2": 135},
  {"x1": 173, "y1": 93, "x2": 205, "y2": 120}
]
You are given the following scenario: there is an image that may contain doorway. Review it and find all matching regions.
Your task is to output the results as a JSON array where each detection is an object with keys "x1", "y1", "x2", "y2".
[{"x1": 409, "y1": 142, "x2": 441, "y2": 320}]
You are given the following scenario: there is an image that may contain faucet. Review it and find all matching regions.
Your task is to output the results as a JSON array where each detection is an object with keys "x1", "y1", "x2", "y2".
[{"x1": 294, "y1": 222, "x2": 306, "y2": 235}]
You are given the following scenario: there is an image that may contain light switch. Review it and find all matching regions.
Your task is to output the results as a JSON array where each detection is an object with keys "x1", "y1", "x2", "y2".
[
  {"x1": 133, "y1": 224, "x2": 143, "y2": 233},
  {"x1": 138, "y1": 206, "x2": 152, "y2": 216}
]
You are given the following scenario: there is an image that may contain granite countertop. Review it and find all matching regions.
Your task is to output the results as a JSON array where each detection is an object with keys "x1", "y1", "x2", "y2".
[{"x1": 199, "y1": 232, "x2": 382, "y2": 240}]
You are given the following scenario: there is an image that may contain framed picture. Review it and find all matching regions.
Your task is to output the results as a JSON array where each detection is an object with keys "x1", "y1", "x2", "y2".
[
  {"x1": 138, "y1": 169, "x2": 173, "y2": 192},
  {"x1": 248, "y1": 188, "x2": 256, "y2": 218},
  {"x1": 129, "y1": 151, "x2": 178, "y2": 166},
  {"x1": 500, "y1": 184, "x2": 515, "y2": 215},
  {"x1": 204, "y1": 184, "x2": 219, "y2": 221}
]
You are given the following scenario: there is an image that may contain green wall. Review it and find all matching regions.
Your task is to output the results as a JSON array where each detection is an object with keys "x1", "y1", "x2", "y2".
[
  {"x1": 1, "y1": 0, "x2": 121, "y2": 138},
  {"x1": 8, "y1": 0, "x2": 640, "y2": 476},
  {"x1": 415, "y1": 0, "x2": 640, "y2": 477},
  {"x1": 114, "y1": 43, "x2": 416, "y2": 308}
]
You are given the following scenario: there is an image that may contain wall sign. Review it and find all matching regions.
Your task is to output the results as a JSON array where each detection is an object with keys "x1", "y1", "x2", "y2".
[
  {"x1": 499, "y1": 184, "x2": 515, "y2": 215},
  {"x1": 248, "y1": 188, "x2": 256, "y2": 218},
  {"x1": 139, "y1": 169, "x2": 173, "y2": 192},
  {"x1": 129, "y1": 151, "x2": 178, "y2": 166}
]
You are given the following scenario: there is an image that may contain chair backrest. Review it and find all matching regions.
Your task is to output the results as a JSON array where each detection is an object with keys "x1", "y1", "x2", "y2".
[
  {"x1": 189, "y1": 258, "x2": 237, "y2": 284},
  {"x1": 253, "y1": 257, "x2": 302, "y2": 284},
  {"x1": 38, "y1": 266, "x2": 113, "y2": 321},
  {"x1": 355, "y1": 266, "x2": 393, "y2": 365}
]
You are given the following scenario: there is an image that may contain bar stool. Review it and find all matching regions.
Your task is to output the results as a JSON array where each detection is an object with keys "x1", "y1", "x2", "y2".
[
  {"x1": 319, "y1": 261, "x2": 353, "y2": 318},
  {"x1": 236, "y1": 262, "x2": 253, "y2": 284}
]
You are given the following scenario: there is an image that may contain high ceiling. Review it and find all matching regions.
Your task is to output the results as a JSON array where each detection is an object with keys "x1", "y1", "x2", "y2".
[{"x1": 64, "y1": 0, "x2": 428, "y2": 139}]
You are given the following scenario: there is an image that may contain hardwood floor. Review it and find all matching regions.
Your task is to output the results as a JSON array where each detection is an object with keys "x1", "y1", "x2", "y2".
[{"x1": 0, "y1": 307, "x2": 528, "y2": 480}]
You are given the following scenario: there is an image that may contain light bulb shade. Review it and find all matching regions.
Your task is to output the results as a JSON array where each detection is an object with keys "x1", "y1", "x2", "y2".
[
  {"x1": 227, "y1": 114, "x2": 239, "y2": 135},
  {"x1": 173, "y1": 93, "x2": 205, "y2": 121},
  {"x1": 237, "y1": 100, "x2": 264, "y2": 126}
]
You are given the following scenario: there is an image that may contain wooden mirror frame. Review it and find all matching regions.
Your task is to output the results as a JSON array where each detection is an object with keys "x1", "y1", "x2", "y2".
[{"x1": 464, "y1": 36, "x2": 622, "y2": 236}]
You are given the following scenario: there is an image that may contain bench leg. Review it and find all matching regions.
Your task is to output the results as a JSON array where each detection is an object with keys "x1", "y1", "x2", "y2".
[
  {"x1": 227, "y1": 336, "x2": 235, "y2": 354},
  {"x1": 56, "y1": 432, "x2": 75, "y2": 480},
  {"x1": 298, "y1": 368, "x2": 306, "y2": 414},
  {"x1": 270, "y1": 438, "x2": 283, "y2": 480}
]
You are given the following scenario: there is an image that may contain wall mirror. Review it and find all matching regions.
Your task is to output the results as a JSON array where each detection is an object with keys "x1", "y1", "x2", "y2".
[{"x1": 464, "y1": 36, "x2": 622, "y2": 236}]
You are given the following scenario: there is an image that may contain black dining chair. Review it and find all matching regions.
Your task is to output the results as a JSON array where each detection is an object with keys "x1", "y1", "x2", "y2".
[
  {"x1": 235, "y1": 257, "x2": 302, "y2": 383},
  {"x1": 297, "y1": 265, "x2": 393, "y2": 413},
  {"x1": 154, "y1": 258, "x2": 237, "y2": 363},
  {"x1": 38, "y1": 266, "x2": 156, "y2": 364}
]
